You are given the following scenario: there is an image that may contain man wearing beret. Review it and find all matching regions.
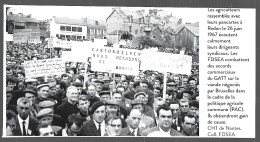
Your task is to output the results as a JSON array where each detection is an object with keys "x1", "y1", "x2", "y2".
[{"x1": 79, "y1": 101, "x2": 106, "y2": 136}]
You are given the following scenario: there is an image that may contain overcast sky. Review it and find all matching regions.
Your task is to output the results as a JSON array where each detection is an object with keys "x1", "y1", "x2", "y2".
[{"x1": 5, "y1": 5, "x2": 200, "y2": 23}]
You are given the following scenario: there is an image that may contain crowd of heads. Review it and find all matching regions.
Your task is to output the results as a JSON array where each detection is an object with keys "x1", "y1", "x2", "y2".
[{"x1": 6, "y1": 42, "x2": 199, "y2": 137}]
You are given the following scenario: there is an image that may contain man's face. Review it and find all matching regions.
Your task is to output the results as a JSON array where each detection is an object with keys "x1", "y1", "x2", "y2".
[
  {"x1": 80, "y1": 70, "x2": 85, "y2": 76},
  {"x1": 87, "y1": 86, "x2": 96, "y2": 98},
  {"x1": 95, "y1": 83, "x2": 103, "y2": 92},
  {"x1": 7, "y1": 82, "x2": 16, "y2": 90},
  {"x1": 129, "y1": 81, "x2": 134, "y2": 89},
  {"x1": 106, "y1": 119, "x2": 122, "y2": 136},
  {"x1": 39, "y1": 125, "x2": 54, "y2": 136},
  {"x1": 134, "y1": 76, "x2": 140, "y2": 82},
  {"x1": 140, "y1": 83, "x2": 148, "y2": 90},
  {"x1": 121, "y1": 75, "x2": 126, "y2": 81},
  {"x1": 100, "y1": 94, "x2": 111, "y2": 103},
  {"x1": 182, "y1": 78, "x2": 188, "y2": 85},
  {"x1": 180, "y1": 102, "x2": 190, "y2": 113},
  {"x1": 183, "y1": 93, "x2": 190, "y2": 100},
  {"x1": 106, "y1": 105, "x2": 119, "y2": 117},
  {"x1": 38, "y1": 86, "x2": 50, "y2": 99},
  {"x1": 27, "y1": 82, "x2": 37, "y2": 88},
  {"x1": 78, "y1": 100, "x2": 90, "y2": 112},
  {"x1": 109, "y1": 82, "x2": 116, "y2": 90},
  {"x1": 189, "y1": 80, "x2": 196, "y2": 87},
  {"x1": 117, "y1": 87, "x2": 125, "y2": 94},
  {"x1": 17, "y1": 74, "x2": 25, "y2": 82},
  {"x1": 93, "y1": 106, "x2": 106, "y2": 123},
  {"x1": 113, "y1": 93, "x2": 122, "y2": 103},
  {"x1": 153, "y1": 89, "x2": 161, "y2": 97},
  {"x1": 25, "y1": 93, "x2": 36, "y2": 104},
  {"x1": 136, "y1": 95, "x2": 148, "y2": 104},
  {"x1": 6, "y1": 70, "x2": 13, "y2": 77},
  {"x1": 128, "y1": 110, "x2": 142, "y2": 129},
  {"x1": 97, "y1": 75, "x2": 104, "y2": 80},
  {"x1": 158, "y1": 109, "x2": 173, "y2": 130},
  {"x1": 132, "y1": 104, "x2": 144, "y2": 113},
  {"x1": 170, "y1": 104, "x2": 180, "y2": 118},
  {"x1": 122, "y1": 82, "x2": 128, "y2": 88},
  {"x1": 173, "y1": 77, "x2": 180, "y2": 84},
  {"x1": 17, "y1": 102, "x2": 30, "y2": 119},
  {"x1": 39, "y1": 116, "x2": 53, "y2": 125},
  {"x1": 165, "y1": 94, "x2": 173, "y2": 103},
  {"x1": 190, "y1": 106, "x2": 199, "y2": 115},
  {"x1": 7, "y1": 118, "x2": 16, "y2": 131},
  {"x1": 67, "y1": 89, "x2": 79, "y2": 102},
  {"x1": 183, "y1": 117, "x2": 196, "y2": 136}
]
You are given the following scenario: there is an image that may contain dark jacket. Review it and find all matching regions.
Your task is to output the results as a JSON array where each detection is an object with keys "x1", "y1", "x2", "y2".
[
  {"x1": 119, "y1": 127, "x2": 141, "y2": 136},
  {"x1": 13, "y1": 116, "x2": 39, "y2": 136},
  {"x1": 79, "y1": 119, "x2": 101, "y2": 136}
]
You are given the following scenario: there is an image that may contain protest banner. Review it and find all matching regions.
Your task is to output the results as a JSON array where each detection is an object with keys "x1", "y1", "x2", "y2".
[
  {"x1": 140, "y1": 52, "x2": 192, "y2": 75},
  {"x1": 13, "y1": 29, "x2": 41, "y2": 43},
  {"x1": 90, "y1": 46, "x2": 141, "y2": 76},
  {"x1": 53, "y1": 38, "x2": 72, "y2": 48},
  {"x1": 24, "y1": 58, "x2": 66, "y2": 78}
]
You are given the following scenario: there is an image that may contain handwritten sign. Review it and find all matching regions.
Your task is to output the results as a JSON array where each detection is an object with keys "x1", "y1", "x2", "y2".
[
  {"x1": 141, "y1": 52, "x2": 192, "y2": 75},
  {"x1": 24, "y1": 58, "x2": 65, "y2": 78},
  {"x1": 53, "y1": 38, "x2": 72, "y2": 48}
]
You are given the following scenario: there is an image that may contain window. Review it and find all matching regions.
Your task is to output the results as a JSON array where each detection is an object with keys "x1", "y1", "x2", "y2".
[
  {"x1": 78, "y1": 27, "x2": 82, "y2": 32},
  {"x1": 77, "y1": 36, "x2": 82, "y2": 39},
  {"x1": 60, "y1": 34, "x2": 65, "y2": 38},
  {"x1": 66, "y1": 26, "x2": 71, "y2": 31},
  {"x1": 129, "y1": 26, "x2": 132, "y2": 32},
  {"x1": 60, "y1": 26, "x2": 65, "y2": 31},
  {"x1": 71, "y1": 35, "x2": 76, "y2": 40},
  {"x1": 97, "y1": 29, "x2": 100, "y2": 34},
  {"x1": 72, "y1": 27, "x2": 77, "y2": 32},
  {"x1": 66, "y1": 35, "x2": 71, "y2": 39},
  {"x1": 56, "y1": 34, "x2": 59, "y2": 38},
  {"x1": 83, "y1": 36, "x2": 85, "y2": 39},
  {"x1": 90, "y1": 29, "x2": 93, "y2": 34}
]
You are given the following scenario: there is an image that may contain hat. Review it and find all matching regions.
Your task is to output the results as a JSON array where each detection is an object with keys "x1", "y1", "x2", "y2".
[
  {"x1": 23, "y1": 88, "x2": 37, "y2": 96},
  {"x1": 61, "y1": 73, "x2": 71, "y2": 78},
  {"x1": 25, "y1": 78, "x2": 37, "y2": 83},
  {"x1": 99, "y1": 91, "x2": 110, "y2": 96},
  {"x1": 6, "y1": 87, "x2": 13, "y2": 93},
  {"x1": 88, "y1": 73, "x2": 96, "y2": 76},
  {"x1": 17, "y1": 71, "x2": 25, "y2": 77},
  {"x1": 89, "y1": 101, "x2": 104, "y2": 114},
  {"x1": 134, "y1": 92, "x2": 148, "y2": 98},
  {"x1": 37, "y1": 83, "x2": 49, "y2": 90},
  {"x1": 97, "y1": 72, "x2": 104, "y2": 76},
  {"x1": 105, "y1": 100, "x2": 119, "y2": 106},
  {"x1": 102, "y1": 77, "x2": 111, "y2": 81},
  {"x1": 166, "y1": 82, "x2": 176, "y2": 86},
  {"x1": 36, "y1": 108, "x2": 53, "y2": 118},
  {"x1": 38, "y1": 100, "x2": 56, "y2": 108},
  {"x1": 94, "y1": 80, "x2": 104, "y2": 84},
  {"x1": 131, "y1": 99, "x2": 144, "y2": 105},
  {"x1": 141, "y1": 80, "x2": 149, "y2": 85}
]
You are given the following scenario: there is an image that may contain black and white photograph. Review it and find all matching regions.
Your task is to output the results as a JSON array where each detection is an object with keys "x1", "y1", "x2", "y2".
[{"x1": 3, "y1": 5, "x2": 200, "y2": 137}]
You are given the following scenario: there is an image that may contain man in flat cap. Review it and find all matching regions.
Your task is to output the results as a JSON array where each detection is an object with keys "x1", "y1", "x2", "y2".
[
  {"x1": 134, "y1": 92, "x2": 153, "y2": 113},
  {"x1": 79, "y1": 101, "x2": 106, "y2": 136},
  {"x1": 35, "y1": 83, "x2": 50, "y2": 104},
  {"x1": 25, "y1": 78, "x2": 38, "y2": 88},
  {"x1": 23, "y1": 87, "x2": 39, "y2": 118},
  {"x1": 105, "y1": 100, "x2": 120, "y2": 118},
  {"x1": 99, "y1": 91, "x2": 111, "y2": 103},
  {"x1": 94, "y1": 79, "x2": 104, "y2": 94}
]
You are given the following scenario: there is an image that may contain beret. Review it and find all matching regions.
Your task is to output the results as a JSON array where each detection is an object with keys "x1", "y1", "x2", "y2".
[
  {"x1": 38, "y1": 100, "x2": 56, "y2": 108},
  {"x1": 134, "y1": 92, "x2": 148, "y2": 98},
  {"x1": 131, "y1": 99, "x2": 144, "y2": 105},
  {"x1": 89, "y1": 101, "x2": 105, "y2": 114},
  {"x1": 36, "y1": 108, "x2": 53, "y2": 118}
]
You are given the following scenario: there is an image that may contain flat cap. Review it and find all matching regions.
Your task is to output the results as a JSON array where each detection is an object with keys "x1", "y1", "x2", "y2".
[
  {"x1": 134, "y1": 92, "x2": 148, "y2": 98},
  {"x1": 88, "y1": 73, "x2": 96, "y2": 76},
  {"x1": 23, "y1": 88, "x2": 37, "y2": 96},
  {"x1": 105, "y1": 100, "x2": 119, "y2": 106},
  {"x1": 131, "y1": 99, "x2": 144, "y2": 105},
  {"x1": 89, "y1": 101, "x2": 105, "y2": 114},
  {"x1": 38, "y1": 100, "x2": 56, "y2": 108},
  {"x1": 166, "y1": 82, "x2": 177, "y2": 86},
  {"x1": 36, "y1": 108, "x2": 53, "y2": 118},
  {"x1": 99, "y1": 91, "x2": 110, "y2": 96},
  {"x1": 37, "y1": 83, "x2": 49, "y2": 90},
  {"x1": 94, "y1": 80, "x2": 104, "y2": 84},
  {"x1": 72, "y1": 82, "x2": 83, "y2": 87}
]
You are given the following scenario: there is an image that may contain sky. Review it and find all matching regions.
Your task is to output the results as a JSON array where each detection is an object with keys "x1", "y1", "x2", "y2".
[{"x1": 5, "y1": 5, "x2": 200, "y2": 23}]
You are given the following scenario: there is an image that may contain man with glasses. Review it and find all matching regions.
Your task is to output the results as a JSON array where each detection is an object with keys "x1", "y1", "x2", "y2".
[
  {"x1": 104, "y1": 116, "x2": 123, "y2": 136},
  {"x1": 13, "y1": 97, "x2": 39, "y2": 136}
]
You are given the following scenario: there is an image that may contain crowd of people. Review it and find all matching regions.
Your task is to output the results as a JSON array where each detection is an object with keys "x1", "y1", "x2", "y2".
[{"x1": 6, "y1": 42, "x2": 199, "y2": 137}]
